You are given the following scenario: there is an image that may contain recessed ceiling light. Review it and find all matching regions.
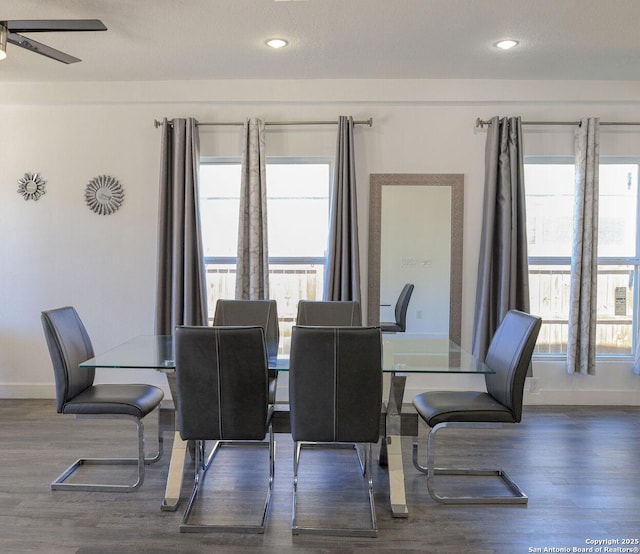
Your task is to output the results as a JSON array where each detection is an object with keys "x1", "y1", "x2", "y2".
[
  {"x1": 266, "y1": 38, "x2": 288, "y2": 49},
  {"x1": 495, "y1": 39, "x2": 519, "y2": 50}
]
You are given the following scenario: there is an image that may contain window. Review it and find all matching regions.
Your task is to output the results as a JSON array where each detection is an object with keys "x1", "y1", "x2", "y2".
[
  {"x1": 199, "y1": 158, "x2": 332, "y2": 349},
  {"x1": 525, "y1": 157, "x2": 640, "y2": 357}
]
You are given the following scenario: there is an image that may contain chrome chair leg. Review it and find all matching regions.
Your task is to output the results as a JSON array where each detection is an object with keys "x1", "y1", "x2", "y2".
[
  {"x1": 354, "y1": 443, "x2": 367, "y2": 476},
  {"x1": 412, "y1": 421, "x2": 528, "y2": 504},
  {"x1": 51, "y1": 410, "x2": 163, "y2": 493},
  {"x1": 180, "y1": 422, "x2": 275, "y2": 534},
  {"x1": 292, "y1": 441, "x2": 378, "y2": 537},
  {"x1": 144, "y1": 409, "x2": 164, "y2": 464}
]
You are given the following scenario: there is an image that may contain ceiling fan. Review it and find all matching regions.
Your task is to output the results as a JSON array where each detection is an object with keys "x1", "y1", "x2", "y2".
[{"x1": 0, "y1": 19, "x2": 107, "y2": 64}]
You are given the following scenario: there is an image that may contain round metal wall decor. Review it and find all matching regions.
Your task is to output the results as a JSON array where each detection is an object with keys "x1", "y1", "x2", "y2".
[
  {"x1": 84, "y1": 175, "x2": 124, "y2": 215},
  {"x1": 17, "y1": 172, "x2": 47, "y2": 201}
]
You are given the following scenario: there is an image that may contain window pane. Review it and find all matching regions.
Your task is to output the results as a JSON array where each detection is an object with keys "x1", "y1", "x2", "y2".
[
  {"x1": 529, "y1": 265, "x2": 571, "y2": 354},
  {"x1": 526, "y1": 159, "x2": 639, "y2": 357},
  {"x1": 200, "y1": 164, "x2": 240, "y2": 257},
  {"x1": 200, "y1": 164, "x2": 241, "y2": 197},
  {"x1": 525, "y1": 162, "x2": 640, "y2": 259},
  {"x1": 598, "y1": 164, "x2": 638, "y2": 257},
  {"x1": 529, "y1": 264, "x2": 635, "y2": 355},
  {"x1": 199, "y1": 163, "x2": 330, "y2": 258},
  {"x1": 595, "y1": 265, "x2": 634, "y2": 355},
  {"x1": 269, "y1": 263, "x2": 325, "y2": 355},
  {"x1": 266, "y1": 164, "x2": 329, "y2": 257},
  {"x1": 525, "y1": 164, "x2": 575, "y2": 257},
  {"x1": 205, "y1": 264, "x2": 237, "y2": 311}
]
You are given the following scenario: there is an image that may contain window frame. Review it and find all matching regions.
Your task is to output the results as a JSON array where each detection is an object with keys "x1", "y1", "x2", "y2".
[{"x1": 525, "y1": 155, "x2": 640, "y2": 360}]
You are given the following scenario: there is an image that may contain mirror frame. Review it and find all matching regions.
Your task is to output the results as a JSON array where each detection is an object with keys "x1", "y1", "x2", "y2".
[{"x1": 367, "y1": 173, "x2": 464, "y2": 344}]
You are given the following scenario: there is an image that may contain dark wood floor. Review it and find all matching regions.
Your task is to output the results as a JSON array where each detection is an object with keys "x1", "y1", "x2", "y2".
[{"x1": 1, "y1": 400, "x2": 639, "y2": 554}]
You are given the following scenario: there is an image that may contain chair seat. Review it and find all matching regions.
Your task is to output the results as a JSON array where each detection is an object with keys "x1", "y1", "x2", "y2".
[
  {"x1": 380, "y1": 321, "x2": 401, "y2": 332},
  {"x1": 63, "y1": 384, "x2": 165, "y2": 418},
  {"x1": 413, "y1": 390, "x2": 516, "y2": 427}
]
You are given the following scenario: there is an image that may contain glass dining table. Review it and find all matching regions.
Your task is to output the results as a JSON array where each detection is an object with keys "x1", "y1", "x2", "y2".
[
  {"x1": 379, "y1": 334, "x2": 494, "y2": 517},
  {"x1": 80, "y1": 333, "x2": 494, "y2": 517}
]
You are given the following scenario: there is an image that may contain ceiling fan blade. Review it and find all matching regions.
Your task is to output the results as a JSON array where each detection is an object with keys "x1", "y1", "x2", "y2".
[
  {"x1": 7, "y1": 32, "x2": 81, "y2": 64},
  {"x1": 6, "y1": 19, "x2": 107, "y2": 33}
]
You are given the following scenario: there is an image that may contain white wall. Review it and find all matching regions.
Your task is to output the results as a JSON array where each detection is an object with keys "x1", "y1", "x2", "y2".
[{"x1": 1, "y1": 78, "x2": 639, "y2": 405}]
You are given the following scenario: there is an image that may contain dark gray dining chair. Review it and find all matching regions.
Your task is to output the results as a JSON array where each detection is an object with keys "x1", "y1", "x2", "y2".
[
  {"x1": 41, "y1": 306, "x2": 164, "y2": 492},
  {"x1": 289, "y1": 325, "x2": 382, "y2": 537},
  {"x1": 412, "y1": 309, "x2": 542, "y2": 504},
  {"x1": 381, "y1": 283, "x2": 414, "y2": 332},
  {"x1": 295, "y1": 300, "x2": 362, "y2": 326},
  {"x1": 213, "y1": 299, "x2": 279, "y2": 404},
  {"x1": 175, "y1": 325, "x2": 274, "y2": 533}
]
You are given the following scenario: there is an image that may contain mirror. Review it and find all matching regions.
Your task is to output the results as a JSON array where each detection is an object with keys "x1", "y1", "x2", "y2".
[{"x1": 368, "y1": 174, "x2": 464, "y2": 344}]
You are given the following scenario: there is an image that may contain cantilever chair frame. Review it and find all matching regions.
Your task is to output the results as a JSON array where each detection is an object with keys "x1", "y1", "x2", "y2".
[
  {"x1": 412, "y1": 421, "x2": 527, "y2": 504},
  {"x1": 42, "y1": 306, "x2": 164, "y2": 493},
  {"x1": 411, "y1": 309, "x2": 541, "y2": 505},
  {"x1": 293, "y1": 441, "x2": 376, "y2": 537},
  {"x1": 181, "y1": 406, "x2": 275, "y2": 534},
  {"x1": 289, "y1": 325, "x2": 382, "y2": 538},
  {"x1": 51, "y1": 413, "x2": 163, "y2": 492},
  {"x1": 175, "y1": 325, "x2": 275, "y2": 534}
]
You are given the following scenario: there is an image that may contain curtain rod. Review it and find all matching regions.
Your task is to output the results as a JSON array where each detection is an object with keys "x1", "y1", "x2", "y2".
[
  {"x1": 475, "y1": 117, "x2": 640, "y2": 128},
  {"x1": 154, "y1": 118, "x2": 373, "y2": 128}
]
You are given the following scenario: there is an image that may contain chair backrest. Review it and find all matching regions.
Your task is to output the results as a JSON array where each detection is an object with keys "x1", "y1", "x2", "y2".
[
  {"x1": 394, "y1": 283, "x2": 414, "y2": 332},
  {"x1": 289, "y1": 326, "x2": 382, "y2": 443},
  {"x1": 295, "y1": 300, "x2": 362, "y2": 326},
  {"x1": 484, "y1": 310, "x2": 542, "y2": 422},
  {"x1": 41, "y1": 306, "x2": 95, "y2": 413},
  {"x1": 213, "y1": 299, "x2": 279, "y2": 365},
  {"x1": 175, "y1": 325, "x2": 269, "y2": 441}
]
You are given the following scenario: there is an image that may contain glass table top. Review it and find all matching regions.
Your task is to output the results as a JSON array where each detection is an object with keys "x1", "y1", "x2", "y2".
[
  {"x1": 80, "y1": 335, "x2": 176, "y2": 371},
  {"x1": 79, "y1": 335, "x2": 288, "y2": 371},
  {"x1": 381, "y1": 335, "x2": 494, "y2": 374},
  {"x1": 80, "y1": 333, "x2": 493, "y2": 375}
]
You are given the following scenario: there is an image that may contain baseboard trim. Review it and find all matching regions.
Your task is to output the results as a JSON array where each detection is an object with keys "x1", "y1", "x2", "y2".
[
  {"x1": 523, "y1": 389, "x2": 640, "y2": 405},
  {"x1": 0, "y1": 383, "x2": 173, "y2": 399},
  {"x1": 403, "y1": 385, "x2": 640, "y2": 407},
  {"x1": 1, "y1": 383, "x2": 638, "y2": 406},
  {"x1": 0, "y1": 384, "x2": 55, "y2": 398}
]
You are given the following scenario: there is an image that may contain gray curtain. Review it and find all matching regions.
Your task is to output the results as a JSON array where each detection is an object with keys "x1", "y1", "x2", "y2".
[
  {"x1": 472, "y1": 116, "x2": 530, "y2": 362},
  {"x1": 324, "y1": 116, "x2": 361, "y2": 306},
  {"x1": 567, "y1": 118, "x2": 599, "y2": 375},
  {"x1": 155, "y1": 117, "x2": 208, "y2": 334},
  {"x1": 236, "y1": 117, "x2": 269, "y2": 300}
]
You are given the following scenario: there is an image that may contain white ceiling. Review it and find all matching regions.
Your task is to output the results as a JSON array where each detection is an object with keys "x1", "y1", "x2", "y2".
[{"x1": 1, "y1": 0, "x2": 639, "y2": 83}]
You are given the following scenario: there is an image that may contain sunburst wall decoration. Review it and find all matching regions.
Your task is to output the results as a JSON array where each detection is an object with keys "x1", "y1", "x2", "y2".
[
  {"x1": 84, "y1": 175, "x2": 125, "y2": 215},
  {"x1": 17, "y1": 172, "x2": 47, "y2": 201}
]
